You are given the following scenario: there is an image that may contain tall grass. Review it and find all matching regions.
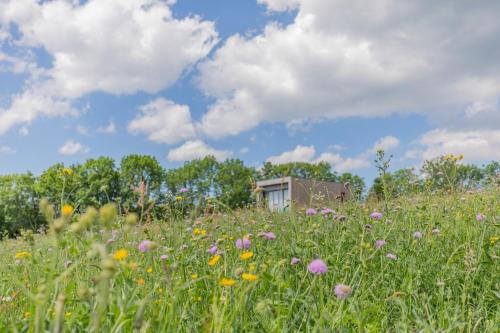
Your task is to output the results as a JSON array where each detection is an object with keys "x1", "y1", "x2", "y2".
[{"x1": 0, "y1": 188, "x2": 498, "y2": 332}]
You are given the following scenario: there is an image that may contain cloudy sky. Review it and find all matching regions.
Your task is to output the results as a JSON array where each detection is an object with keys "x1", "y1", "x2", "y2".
[{"x1": 1, "y1": 0, "x2": 499, "y2": 181}]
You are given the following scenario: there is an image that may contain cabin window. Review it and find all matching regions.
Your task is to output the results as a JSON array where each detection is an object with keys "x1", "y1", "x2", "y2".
[{"x1": 265, "y1": 188, "x2": 289, "y2": 211}]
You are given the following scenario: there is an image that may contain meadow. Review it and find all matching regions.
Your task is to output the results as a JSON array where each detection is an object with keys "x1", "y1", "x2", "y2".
[{"x1": 0, "y1": 186, "x2": 498, "y2": 332}]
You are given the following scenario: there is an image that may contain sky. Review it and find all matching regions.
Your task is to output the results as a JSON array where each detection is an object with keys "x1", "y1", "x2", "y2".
[{"x1": 0, "y1": 0, "x2": 499, "y2": 183}]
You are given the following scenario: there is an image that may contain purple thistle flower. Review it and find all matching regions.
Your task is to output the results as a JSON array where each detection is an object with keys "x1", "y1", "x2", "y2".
[
  {"x1": 386, "y1": 253, "x2": 397, "y2": 260},
  {"x1": 207, "y1": 245, "x2": 218, "y2": 254},
  {"x1": 307, "y1": 259, "x2": 328, "y2": 274},
  {"x1": 334, "y1": 284, "x2": 353, "y2": 299},
  {"x1": 413, "y1": 231, "x2": 423, "y2": 239},
  {"x1": 235, "y1": 238, "x2": 251, "y2": 249},
  {"x1": 375, "y1": 240, "x2": 386, "y2": 249},
  {"x1": 306, "y1": 208, "x2": 317, "y2": 216},
  {"x1": 476, "y1": 213, "x2": 485, "y2": 221},
  {"x1": 370, "y1": 211, "x2": 383, "y2": 220},
  {"x1": 262, "y1": 232, "x2": 276, "y2": 240},
  {"x1": 321, "y1": 208, "x2": 335, "y2": 215},
  {"x1": 290, "y1": 257, "x2": 301, "y2": 265},
  {"x1": 160, "y1": 254, "x2": 168, "y2": 261},
  {"x1": 432, "y1": 228, "x2": 440, "y2": 235},
  {"x1": 138, "y1": 240, "x2": 154, "y2": 253},
  {"x1": 179, "y1": 187, "x2": 189, "y2": 193}
]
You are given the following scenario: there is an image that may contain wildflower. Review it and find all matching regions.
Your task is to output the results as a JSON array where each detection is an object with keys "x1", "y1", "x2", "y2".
[
  {"x1": 235, "y1": 238, "x2": 251, "y2": 249},
  {"x1": 240, "y1": 251, "x2": 253, "y2": 260},
  {"x1": 62, "y1": 168, "x2": 73, "y2": 176},
  {"x1": 334, "y1": 284, "x2": 353, "y2": 299},
  {"x1": 113, "y1": 249, "x2": 128, "y2": 261},
  {"x1": 432, "y1": 228, "x2": 440, "y2": 235},
  {"x1": 262, "y1": 232, "x2": 276, "y2": 240},
  {"x1": 138, "y1": 240, "x2": 155, "y2": 253},
  {"x1": 413, "y1": 231, "x2": 423, "y2": 239},
  {"x1": 290, "y1": 257, "x2": 301, "y2": 265},
  {"x1": 179, "y1": 244, "x2": 188, "y2": 251},
  {"x1": 147, "y1": 267, "x2": 153, "y2": 273},
  {"x1": 137, "y1": 278, "x2": 145, "y2": 286},
  {"x1": 175, "y1": 196, "x2": 183, "y2": 201},
  {"x1": 219, "y1": 278, "x2": 236, "y2": 286},
  {"x1": 208, "y1": 255, "x2": 221, "y2": 266},
  {"x1": 14, "y1": 252, "x2": 31, "y2": 260},
  {"x1": 386, "y1": 253, "x2": 397, "y2": 260},
  {"x1": 242, "y1": 273, "x2": 258, "y2": 281},
  {"x1": 321, "y1": 208, "x2": 335, "y2": 215},
  {"x1": 370, "y1": 211, "x2": 382, "y2": 219},
  {"x1": 375, "y1": 240, "x2": 386, "y2": 249},
  {"x1": 160, "y1": 254, "x2": 168, "y2": 261},
  {"x1": 179, "y1": 188, "x2": 189, "y2": 193},
  {"x1": 207, "y1": 245, "x2": 218, "y2": 255},
  {"x1": 476, "y1": 213, "x2": 485, "y2": 221},
  {"x1": 61, "y1": 204, "x2": 74, "y2": 217},
  {"x1": 490, "y1": 236, "x2": 499, "y2": 245},
  {"x1": 306, "y1": 208, "x2": 317, "y2": 216},
  {"x1": 193, "y1": 228, "x2": 207, "y2": 236},
  {"x1": 191, "y1": 274, "x2": 198, "y2": 279},
  {"x1": 307, "y1": 259, "x2": 328, "y2": 274}
]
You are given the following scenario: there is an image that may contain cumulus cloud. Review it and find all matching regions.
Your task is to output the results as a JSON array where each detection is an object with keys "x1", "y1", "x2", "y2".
[
  {"x1": 0, "y1": 145, "x2": 15, "y2": 154},
  {"x1": 128, "y1": 98, "x2": 196, "y2": 144},
  {"x1": 198, "y1": 0, "x2": 500, "y2": 138},
  {"x1": 266, "y1": 136, "x2": 399, "y2": 173},
  {"x1": 58, "y1": 140, "x2": 89, "y2": 155},
  {"x1": 0, "y1": 0, "x2": 218, "y2": 134},
  {"x1": 167, "y1": 140, "x2": 232, "y2": 162},
  {"x1": 97, "y1": 122, "x2": 116, "y2": 134}
]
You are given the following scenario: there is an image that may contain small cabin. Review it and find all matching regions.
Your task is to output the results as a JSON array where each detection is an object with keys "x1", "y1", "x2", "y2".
[{"x1": 255, "y1": 177, "x2": 350, "y2": 211}]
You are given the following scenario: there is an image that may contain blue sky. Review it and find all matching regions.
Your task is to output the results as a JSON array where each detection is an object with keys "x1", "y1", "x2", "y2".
[{"x1": 1, "y1": 0, "x2": 499, "y2": 183}]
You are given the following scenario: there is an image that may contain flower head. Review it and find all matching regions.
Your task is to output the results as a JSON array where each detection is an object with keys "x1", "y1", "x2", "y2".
[
  {"x1": 306, "y1": 208, "x2": 317, "y2": 216},
  {"x1": 14, "y1": 252, "x2": 31, "y2": 260},
  {"x1": 290, "y1": 257, "x2": 301, "y2": 265},
  {"x1": 370, "y1": 211, "x2": 383, "y2": 220},
  {"x1": 242, "y1": 273, "x2": 258, "y2": 281},
  {"x1": 113, "y1": 249, "x2": 128, "y2": 261},
  {"x1": 160, "y1": 254, "x2": 169, "y2": 261},
  {"x1": 489, "y1": 236, "x2": 499, "y2": 245},
  {"x1": 240, "y1": 251, "x2": 253, "y2": 260},
  {"x1": 413, "y1": 231, "x2": 423, "y2": 239},
  {"x1": 432, "y1": 228, "x2": 440, "y2": 235},
  {"x1": 219, "y1": 278, "x2": 236, "y2": 286},
  {"x1": 307, "y1": 259, "x2": 328, "y2": 274},
  {"x1": 208, "y1": 255, "x2": 221, "y2": 266},
  {"x1": 61, "y1": 204, "x2": 74, "y2": 217},
  {"x1": 207, "y1": 245, "x2": 218, "y2": 255},
  {"x1": 235, "y1": 238, "x2": 251, "y2": 249},
  {"x1": 262, "y1": 232, "x2": 276, "y2": 240},
  {"x1": 386, "y1": 253, "x2": 397, "y2": 260},
  {"x1": 476, "y1": 213, "x2": 485, "y2": 221},
  {"x1": 334, "y1": 284, "x2": 353, "y2": 299},
  {"x1": 179, "y1": 187, "x2": 189, "y2": 193},
  {"x1": 321, "y1": 208, "x2": 335, "y2": 215},
  {"x1": 375, "y1": 240, "x2": 386, "y2": 249},
  {"x1": 138, "y1": 240, "x2": 155, "y2": 253},
  {"x1": 62, "y1": 168, "x2": 73, "y2": 176}
]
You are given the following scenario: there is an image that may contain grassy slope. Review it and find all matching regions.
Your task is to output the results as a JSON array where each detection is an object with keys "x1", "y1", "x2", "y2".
[{"x1": 0, "y1": 189, "x2": 499, "y2": 332}]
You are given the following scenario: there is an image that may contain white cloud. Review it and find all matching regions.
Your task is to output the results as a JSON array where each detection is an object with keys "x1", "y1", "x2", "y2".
[
  {"x1": 128, "y1": 98, "x2": 196, "y2": 144},
  {"x1": 418, "y1": 129, "x2": 500, "y2": 161},
  {"x1": 266, "y1": 135, "x2": 399, "y2": 173},
  {"x1": 167, "y1": 140, "x2": 232, "y2": 162},
  {"x1": 0, "y1": 145, "x2": 15, "y2": 154},
  {"x1": 76, "y1": 125, "x2": 90, "y2": 136},
  {"x1": 197, "y1": 0, "x2": 500, "y2": 138},
  {"x1": 58, "y1": 140, "x2": 89, "y2": 155},
  {"x1": 18, "y1": 126, "x2": 29, "y2": 136},
  {"x1": 0, "y1": 0, "x2": 218, "y2": 135},
  {"x1": 97, "y1": 121, "x2": 116, "y2": 134},
  {"x1": 0, "y1": 91, "x2": 78, "y2": 135}
]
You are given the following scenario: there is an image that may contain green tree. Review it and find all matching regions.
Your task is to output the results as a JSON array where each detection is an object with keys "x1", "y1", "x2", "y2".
[
  {"x1": 259, "y1": 161, "x2": 338, "y2": 181},
  {"x1": 215, "y1": 159, "x2": 256, "y2": 208},
  {"x1": 77, "y1": 157, "x2": 120, "y2": 207},
  {"x1": 36, "y1": 163, "x2": 81, "y2": 211},
  {"x1": 338, "y1": 172, "x2": 366, "y2": 200}
]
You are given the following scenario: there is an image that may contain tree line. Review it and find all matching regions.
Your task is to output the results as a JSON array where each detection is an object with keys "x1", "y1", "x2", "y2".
[{"x1": 1, "y1": 153, "x2": 498, "y2": 235}]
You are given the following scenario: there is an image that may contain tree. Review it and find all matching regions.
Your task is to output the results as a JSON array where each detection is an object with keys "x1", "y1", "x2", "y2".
[
  {"x1": 77, "y1": 157, "x2": 120, "y2": 207},
  {"x1": 0, "y1": 173, "x2": 44, "y2": 235},
  {"x1": 120, "y1": 155, "x2": 165, "y2": 209},
  {"x1": 259, "y1": 161, "x2": 338, "y2": 182},
  {"x1": 215, "y1": 159, "x2": 256, "y2": 208},
  {"x1": 338, "y1": 172, "x2": 366, "y2": 200},
  {"x1": 36, "y1": 163, "x2": 82, "y2": 210}
]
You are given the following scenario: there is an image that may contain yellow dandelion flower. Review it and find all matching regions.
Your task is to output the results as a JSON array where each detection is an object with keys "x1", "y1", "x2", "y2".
[
  {"x1": 242, "y1": 273, "x2": 258, "y2": 281},
  {"x1": 147, "y1": 266, "x2": 153, "y2": 273},
  {"x1": 240, "y1": 251, "x2": 253, "y2": 260},
  {"x1": 15, "y1": 252, "x2": 31, "y2": 260},
  {"x1": 219, "y1": 278, "x2": 236, "y2": 286},
  {"x1": 62, "y1": 168, "x2": 73, "y2": 176},
  {"x1": 175, "y1": 196, "x2": 183, "y2": 201},
  {"x1": 113, "y1": 249, "x2": 128, "y2": 261},
  {"x1": 61, "y1": 204, "x2": 74, "y2": 217},
  {"x1": 191, "y1": 273, "x2": 198, "y2": 279},
  {"x1": 23, "y1": 312, "x2": 31, "y2": 319},
  {"x1": 208, "y1": 255, "x2": 221, "y2": 266},
  {"x1": 490, "y1": 236, "x2": 499, "y2": 245},
  {"x1": 137, "y1": 278, "x2": 145, "y2": 286},
  {"x1": 193, "y1": 228, "x2": 207, "y2": 236}
]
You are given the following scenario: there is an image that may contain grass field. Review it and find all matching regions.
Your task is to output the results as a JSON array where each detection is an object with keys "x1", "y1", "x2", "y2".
[{"x1": 0, "y1": 189, "x2": 499, "y2": 332}]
